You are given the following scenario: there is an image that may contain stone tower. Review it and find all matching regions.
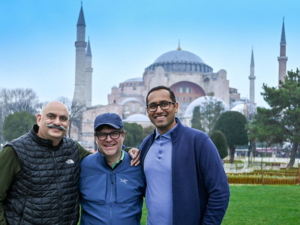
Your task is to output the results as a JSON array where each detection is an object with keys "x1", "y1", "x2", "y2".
[
  {"x1": 278, "y1": 19, "x2": 288, "y2": 84},
  {"x1": 249, "y1": 49, "x2": 256, "y2": 103},
  {"x1": 85, "y1": 38, "x2": 93, "y2": 107},
  {"x1": 73, "y1": 5, "x2": 87, "y2": 107}
]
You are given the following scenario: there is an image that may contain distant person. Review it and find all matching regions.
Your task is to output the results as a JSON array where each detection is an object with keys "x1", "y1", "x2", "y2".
[
  {"x1": 79, "y1": 113, "x2": 145, "y2": 225},
  {"x1": 140, "y1": 86, "x2": 230, "y2": 225},
  {"x1": 0, "y1": 101, "x2": 140, "y2": 225}
]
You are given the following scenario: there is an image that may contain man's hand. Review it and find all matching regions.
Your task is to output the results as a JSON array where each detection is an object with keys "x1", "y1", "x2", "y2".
[{"x1": 128, "y1": 148, "x2": 140, "y2": 166}]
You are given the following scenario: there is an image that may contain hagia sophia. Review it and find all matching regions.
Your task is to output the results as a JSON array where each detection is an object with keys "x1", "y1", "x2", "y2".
[{"x1": 71, "y1": 6, "x2": 287, "y2": 149}]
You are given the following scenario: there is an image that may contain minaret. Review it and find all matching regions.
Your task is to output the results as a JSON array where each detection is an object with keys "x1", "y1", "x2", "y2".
[
  {"x1": 278, "y1": 19, "x2": 288, "y2": 84},
  {"x1": 85, "y1": 38, "x2": 93, "y2": 107},
  {"x1": 73, "y1": 5, "x2": 87, "y2": 107},
  {"x1": 249, "y1": 49, "x2": 256, "y2": 103}
]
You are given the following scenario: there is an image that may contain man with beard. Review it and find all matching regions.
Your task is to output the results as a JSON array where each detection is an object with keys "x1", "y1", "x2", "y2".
[
  {"x1": 140, "y1": 86, "x2": 230, "y2": 225},
  {"x1": 0, "y1": 101, "x2": 139, "y2": 225}
]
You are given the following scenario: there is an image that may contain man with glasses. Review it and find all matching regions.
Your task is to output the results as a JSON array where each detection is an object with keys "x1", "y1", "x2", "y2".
[
  {"x1": 79, "y1": 113, "x2": 145, "y2": 225},
  {"x1": 140, "y1": 86, "x2": 230, "y2": 225}
]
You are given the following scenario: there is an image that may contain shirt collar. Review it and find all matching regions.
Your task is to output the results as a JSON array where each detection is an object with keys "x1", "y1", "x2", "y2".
[
  {"x1": 111, "y1": 150, "x2": 125, "y2": 169},
  {"x1": 155, "y1": 123, "x2": 178, "y2": 140}
]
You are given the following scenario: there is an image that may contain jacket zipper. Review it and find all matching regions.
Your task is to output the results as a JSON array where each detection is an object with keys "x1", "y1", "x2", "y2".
[
  {"x1": 52, "y1": 150, "x2": 63, "y2": 225},
  {"x1": 110, "y1": 171, "x2": 113, "y2": 225}
]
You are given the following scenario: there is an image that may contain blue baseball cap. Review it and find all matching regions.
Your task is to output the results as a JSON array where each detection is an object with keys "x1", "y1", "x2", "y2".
[{"x1": 94, "y1": 113, "x2": 124, "y2": 131}]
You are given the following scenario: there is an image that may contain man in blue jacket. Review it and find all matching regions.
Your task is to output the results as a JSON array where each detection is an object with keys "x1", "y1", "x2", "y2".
[
  {"x1": 80, "y1": 113, "x2": 145, "y2": 225},
  {"x1": 140, "y1": 86, "x2": 230, "y2": 225}
]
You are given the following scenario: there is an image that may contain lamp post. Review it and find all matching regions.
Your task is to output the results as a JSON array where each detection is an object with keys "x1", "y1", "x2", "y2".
[{"x1": 247, "y1": 131, "x2": 251, "y2": 168}]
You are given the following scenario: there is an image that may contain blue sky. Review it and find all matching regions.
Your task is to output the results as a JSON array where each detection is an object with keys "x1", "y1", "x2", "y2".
[{"x1": 1, "y1": 0, "x2": 299, "y2": 108}]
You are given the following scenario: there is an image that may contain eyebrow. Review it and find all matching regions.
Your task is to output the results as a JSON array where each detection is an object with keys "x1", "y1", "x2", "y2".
[{"x1": 46, "y1": 113, "x2": 68, "y2": 119}]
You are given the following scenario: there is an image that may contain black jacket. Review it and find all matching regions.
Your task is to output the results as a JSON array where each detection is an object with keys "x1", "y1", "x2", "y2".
[{"x1": 4, "y1": 125, "x2": 80, "y2": 225}]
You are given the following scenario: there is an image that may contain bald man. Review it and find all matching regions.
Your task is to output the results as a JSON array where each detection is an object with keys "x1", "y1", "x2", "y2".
[{"x1": 0, "y1": 101, "x2": 139, "y2": 225}]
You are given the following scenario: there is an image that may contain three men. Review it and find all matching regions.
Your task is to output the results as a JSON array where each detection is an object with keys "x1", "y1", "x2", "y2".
[
  {"x1": 79, "y1": 113, "x2": 145, "y2": 224},
  {"x1": 140, "y1": 86, "x2": 230, "y2": 224},
  {"x1": 0, "y1": 101, "x2": 139, "y2": 225}
]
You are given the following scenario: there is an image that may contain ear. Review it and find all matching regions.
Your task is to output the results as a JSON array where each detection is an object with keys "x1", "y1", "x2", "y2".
[
  {"x1": 122, "y1": 131, "x2": 126, "y2": 140},
  {"x1": 36, "y1": 114, "x2": 42, "y2": 126},
  {"x1": 174, "y1": 102, "x2": 179, "y2": 113}
]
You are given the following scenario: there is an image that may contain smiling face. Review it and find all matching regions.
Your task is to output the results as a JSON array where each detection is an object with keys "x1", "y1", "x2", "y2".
[
  {"x1": 95, "y1": 126, "x2": 125, "y2": 162},
  {"x1": 147, "y1": 89, "x2": 178, "y2": 134},
  {"x1": 37, "y1": 101, "x2": 70, "y2": 146}
]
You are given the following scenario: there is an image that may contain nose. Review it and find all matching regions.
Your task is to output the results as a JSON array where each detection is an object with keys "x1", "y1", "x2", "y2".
[
  {"x1": 53, "y1": 117, "x2": 61, "y2": 125},
  {"x1": 105, "y1": 134, "x2": 113, "y2": 142},
  {"x1": 156, "y1": 105, "x2": 164, "y2": 113}
]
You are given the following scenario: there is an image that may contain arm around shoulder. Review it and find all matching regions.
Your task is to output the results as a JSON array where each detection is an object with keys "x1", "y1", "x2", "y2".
[{"x1": 77, "y1": 143, "x2": 93, "y2": 161}]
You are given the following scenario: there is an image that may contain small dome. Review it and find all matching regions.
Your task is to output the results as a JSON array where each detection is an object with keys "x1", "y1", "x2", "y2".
[
  {"x1": 184, "y1": 96, "x2": 229, "y2": 117},
  {"x1": 154, "y1": 50, "x2": 205, "y2": 64},
  {"x1": 231, "y1": 103, "x2": 257, "y2": 119},
  {"x1": 119, "y1": 98, "x2": 145, "y2": 106},
  {"x1": 112, "y1": 85, "x2": 118, "y2": 88},
  {"x1": 123, "y1": 77, "x2": 143, "y2": 83},
  {"x1": 123, "y1": 114, "x2": 150, "y2": 122}
]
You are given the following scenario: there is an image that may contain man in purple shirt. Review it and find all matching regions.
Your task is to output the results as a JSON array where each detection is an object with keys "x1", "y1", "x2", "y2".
[{"x1": 140, "y1": 86, "x2": 230, "y2": 225}]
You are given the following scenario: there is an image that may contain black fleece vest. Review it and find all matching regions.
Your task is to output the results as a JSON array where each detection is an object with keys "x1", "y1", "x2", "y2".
[{"x1": 4, "y1": 125, "x2": 80, "y2": 225}]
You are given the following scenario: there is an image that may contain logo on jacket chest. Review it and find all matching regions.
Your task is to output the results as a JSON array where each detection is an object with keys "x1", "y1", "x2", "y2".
[
  {"x1": 120, "y1": 178, "x2": 128, "y2": 184},
  {"x1": 65, "y1": 159, "x2": 75, "y2": 164}
]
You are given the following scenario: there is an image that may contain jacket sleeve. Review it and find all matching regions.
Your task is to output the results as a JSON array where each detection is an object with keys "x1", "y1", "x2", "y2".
[
  {"x1": 77, "y1": 143, "x2": 92, "y2": 161},
  {"x1": 0, "y1": 146, "x2": 21, "y2": 225},
  {"x1": 199, "y1": 137, "x2": 230, "y2": 225}
]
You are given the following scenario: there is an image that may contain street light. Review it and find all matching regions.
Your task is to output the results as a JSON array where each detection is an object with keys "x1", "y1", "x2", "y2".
[{"x1": 247, "y1": 132, "x2": 250, "y2": 165}]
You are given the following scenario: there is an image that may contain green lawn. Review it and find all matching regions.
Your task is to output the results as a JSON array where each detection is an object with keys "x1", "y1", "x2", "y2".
[{"x1": 141, "y1": 185, "x2": 300, "y2": 225}]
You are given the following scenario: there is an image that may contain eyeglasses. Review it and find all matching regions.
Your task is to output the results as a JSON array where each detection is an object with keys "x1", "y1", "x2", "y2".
[
  {"x1": 147, "y1": 101, "x2": 176, "y2": 112},
  {"x1": 95, "y1": 131, "x2": 123, "y2": 141}
]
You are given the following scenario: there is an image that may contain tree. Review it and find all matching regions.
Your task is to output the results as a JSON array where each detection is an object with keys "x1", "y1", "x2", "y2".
[
  {"x1": 210, "y1": 130, "x2": 228, "y2": 159},
  {"x1": 191, "y1": 106, "x2": 204, "y2": 131},
  {"x1": 258, "y1": 69, "x2": 300, "y2": 167},
  {"x1": 0, "y1": 88, "x2": 42, "y2": 143},
  {"x1": 214, "y1": 111, "x2": 248, "y2": 163},
  {"x1": 3, "y1": 111, "x2": 36, "y2": 141},
  {"x1": 191, "y1": 95, "x2": 226, "y2": 133},
  {"x1": 123, "y1": 122, "x2": 143, "y2": 148},
  {"x1": 0, "y1": 88, "x2": 43, "y2": 116},
  {"x1": 246, "y1": 107, "x2": 285, "y2": 150}
]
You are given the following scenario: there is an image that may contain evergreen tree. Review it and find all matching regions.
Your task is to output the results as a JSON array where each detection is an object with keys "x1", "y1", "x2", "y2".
[
  {"x1": 253, "y1": 69, "x2": 300, "y2": 167},
  {"x1": 123, "y1": 122, "x2": 143, "y2": 148},
  {"x1": 214, "y1": 111, "x2": 248, "y2": 163},
  {"x1": 3, "y1": 111, "x2": 36, "y2": 141},
  {"x1": 210, "y1": 130, "x2": 228, "y2": 159}
]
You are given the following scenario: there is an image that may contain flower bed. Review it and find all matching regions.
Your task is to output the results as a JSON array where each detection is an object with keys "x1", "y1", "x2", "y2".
[{"x1": 227, "y1": 174, "x2": 299, "y2": 185}]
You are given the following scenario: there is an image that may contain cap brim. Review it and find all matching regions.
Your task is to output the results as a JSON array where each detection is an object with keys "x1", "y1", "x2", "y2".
[{"x1": 95, "y1": 123, "x2": 121, "y2": 130}]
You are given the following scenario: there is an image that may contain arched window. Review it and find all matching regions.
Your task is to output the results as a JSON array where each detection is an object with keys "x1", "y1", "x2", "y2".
[{"x1": 132, "y1": 103, "x2": 136, "y2": 112}]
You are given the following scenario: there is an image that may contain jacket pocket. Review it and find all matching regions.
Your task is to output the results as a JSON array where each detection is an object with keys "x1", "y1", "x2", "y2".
[{"x1": 80, "y1": 174, "x2": 107, "y2": 203}]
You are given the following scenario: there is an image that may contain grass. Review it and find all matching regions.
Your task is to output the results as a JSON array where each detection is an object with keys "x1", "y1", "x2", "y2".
[{"x1": 141, "y1": 185, "x2": 300, "y2": 225}]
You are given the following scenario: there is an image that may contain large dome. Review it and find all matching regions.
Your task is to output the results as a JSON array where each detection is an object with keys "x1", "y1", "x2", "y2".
[
  {"x1": 154, "y1": 50, "x2": 205, "y2": 64},
  {"x1": 145, "y1": 48, "x2": 213, "y2": 73}
]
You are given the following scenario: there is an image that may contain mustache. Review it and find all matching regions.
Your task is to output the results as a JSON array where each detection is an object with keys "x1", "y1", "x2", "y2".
[{"x1": 47, "y1": 124, "x2": 67, "y2": 131}]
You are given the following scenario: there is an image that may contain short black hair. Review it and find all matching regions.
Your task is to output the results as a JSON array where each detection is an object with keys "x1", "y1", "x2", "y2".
[{"x1": 146, "y1": 85, "x2": 176, "y2": 105}]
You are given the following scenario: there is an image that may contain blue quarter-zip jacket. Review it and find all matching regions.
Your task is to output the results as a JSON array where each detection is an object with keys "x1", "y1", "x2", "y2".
[
  {"x1": 140, "y1": 118, "x2": 230, "y2": 225},
  {"x1": 79, "y1": 151, "x2": 145, "y2": 225}
]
